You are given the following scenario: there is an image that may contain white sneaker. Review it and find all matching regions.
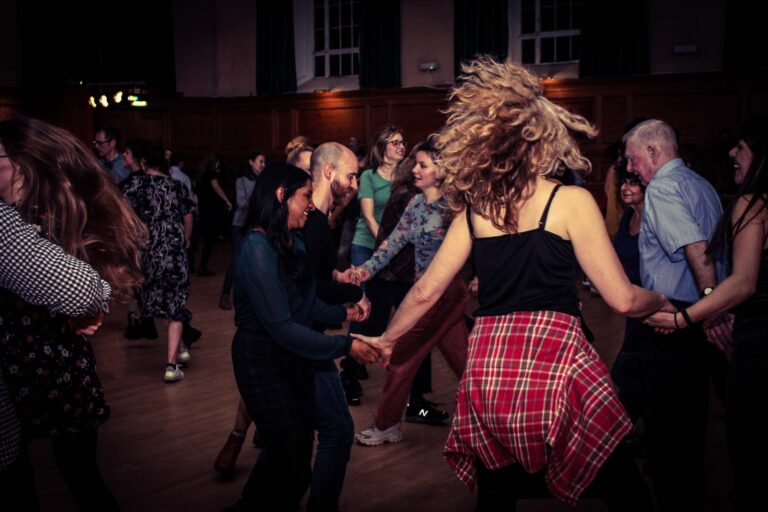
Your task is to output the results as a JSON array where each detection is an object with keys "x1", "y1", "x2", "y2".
[
  {"x1": 177, "y1": 345, "x2": 191, "y2": 364},
  {"x1": 355, "y1": 423, "x2": 403, "y2": 446},
  {"x1": 164, "y1": 363, "x2": 185, "y2": 383}
]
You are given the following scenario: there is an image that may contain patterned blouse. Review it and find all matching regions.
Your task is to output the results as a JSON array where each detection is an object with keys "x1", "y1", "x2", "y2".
[{"x1": 361, "y1": 194, "x2": 453, "y2": 278}]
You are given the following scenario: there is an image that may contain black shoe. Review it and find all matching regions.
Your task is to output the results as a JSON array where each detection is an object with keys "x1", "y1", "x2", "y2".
[
  {"x1": 340, "y1": 371, "x2": 361, "y2": 406},
  {"x1": 123, "y1": 314, "x2": 144, "y2": 339},
  {"x1": 355, "y1": 365, "x2": 369, "y2": 380},
  {"x1": 405, "y1": 401, "x2": 450, "y2": 426},
  {"x1": 182, "y1": 322, "x2": 202, "y2": 347},
  {"x1": 143, "y1": 317, "x2": 158, "y2": 339}
]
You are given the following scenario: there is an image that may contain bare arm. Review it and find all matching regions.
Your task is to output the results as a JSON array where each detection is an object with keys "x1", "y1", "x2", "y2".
[
  {"x1": 566, "y1": 187, "x2": 667, "y2": 317},
  {"x1": 684, "y1": 240, "x2": 718, "y2": 292},
  {"x1": 359, "y1": 197, "x2": 379, "y2": 239},
  {"x1": 183, "y1": 212, "x2": 194, "y2": 246},
  {"x1": 352, "y1": 210, "x2": 471, "y2": 349},
  {"x1": 211, "y1": 178, "x2": 232, "y2": 210}
]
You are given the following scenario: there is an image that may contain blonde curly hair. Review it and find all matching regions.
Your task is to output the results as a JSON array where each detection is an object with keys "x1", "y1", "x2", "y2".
[{"x1": 436, "y1": 56, "x2": 598, "y2": 233}]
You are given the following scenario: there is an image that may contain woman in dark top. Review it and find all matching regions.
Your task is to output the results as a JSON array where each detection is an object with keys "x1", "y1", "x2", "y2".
[
  {"x1": 196, "y1": 153, "x2": 232, "y2": 276},
  {"x1": 0, "y1": 116, "x2": 145, "y2": 511},
  {"x1": 610, "y1": 168, "x2": 647, "y2": 422},
  {"x1": 353, "y1": 58, "x2": 667, "y2": 511},
  {"x1": 224, "y1": 164, "x2": 377, "y2": 512},
  {"x1": 646, "y1": 118, "x2": 768, "y2": 511}
]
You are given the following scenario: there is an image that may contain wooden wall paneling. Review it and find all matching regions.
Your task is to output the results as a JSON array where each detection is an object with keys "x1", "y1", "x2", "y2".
[
  {"x1": 296, "y1": 105, "x2": 366, "y2": 146},
  {"x1": 95, "y1": 110, "x2": 136, "y2": 149},
  {"x1": 601, "y1": 96, "x2": 628, "y2": 144},
  {"x1": 134, "y1": 110, "x2": 168, "y2": 146},
  {"x1": 389, "y1": 100, "x2": 447, "y2": 145},
  {"x1": 367, "y1": 105, "x2": 389, "y2": 142},
  {"x1": 218, "y1": 105, "x2": 272, "y2": 154},
  {"x1": 175, "y1": 108, "x2": 217, "y2": 152},
  {"x1": 276, "y1": 109, "x2": 293, "y2": 157}
]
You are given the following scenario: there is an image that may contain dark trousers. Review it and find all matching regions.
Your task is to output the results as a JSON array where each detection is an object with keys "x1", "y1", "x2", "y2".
[
  {"x1": 476, "y1": 443, "x2": 651, "y2": 512},
  {"x1": 0, "y1": 448, "x2": 38, "y2": 511},
  {"x1": 639, "y1": 320, "x2": 723, "y2": 512},
  {"x1": 221, "y1": 226, "x2": 244, "y2": 295}
]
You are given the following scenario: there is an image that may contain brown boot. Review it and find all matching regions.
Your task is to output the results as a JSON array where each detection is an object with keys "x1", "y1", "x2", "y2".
[{"x1": 214, "y1": 431, "x2": 245, "y2": 475}]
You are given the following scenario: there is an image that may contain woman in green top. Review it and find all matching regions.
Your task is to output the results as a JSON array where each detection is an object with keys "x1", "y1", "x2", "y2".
[{"x1": 341, "y1": 125, "x2": 406, "y2": 403}]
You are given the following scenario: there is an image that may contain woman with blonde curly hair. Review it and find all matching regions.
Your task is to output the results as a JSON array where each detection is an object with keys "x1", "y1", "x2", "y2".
[
  {"x1": 352, "y1": 57, "x2": 669, "y2": 511},
  {"x1": 0, "y1": 116, "x2": 145, "y2": 510}
]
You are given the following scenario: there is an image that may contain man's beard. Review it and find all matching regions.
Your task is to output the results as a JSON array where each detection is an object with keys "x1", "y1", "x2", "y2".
[{"x1": 331, "y1": 179, "x2": 349, "y2": 204}]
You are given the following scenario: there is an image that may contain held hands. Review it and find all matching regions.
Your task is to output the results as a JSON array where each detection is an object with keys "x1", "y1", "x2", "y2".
[
  {"x1": 345, "y1": 302, "x2": 367, "y2": 323},
  {"x1": 69, "y1": 312, "x2": 105, "y2": 336},
  {"x1": 703, "y1": 313, "x2": 733, "y2": 352},
  {"x1": 349, "y1": 339, "x2": 380, "y2": 365},
  {"x1": 355, "y1": 294, "x2": 371, "y2": 322},
  {"x1": 336, "y1": 266, "x2": 371, "y2": 286},
  {"x1": 350, "y1": 333, "x2": 393, "y2": 368}
]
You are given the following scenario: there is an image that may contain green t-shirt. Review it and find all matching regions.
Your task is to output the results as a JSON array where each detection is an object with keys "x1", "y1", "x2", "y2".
[{"x1": 352, "y1": 168, "x2": 392, "y2": 249}]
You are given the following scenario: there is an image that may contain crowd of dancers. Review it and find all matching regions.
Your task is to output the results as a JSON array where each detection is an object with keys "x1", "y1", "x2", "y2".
[{"x1": 0, "y1": 56, "x2": 766, "y2": 512}]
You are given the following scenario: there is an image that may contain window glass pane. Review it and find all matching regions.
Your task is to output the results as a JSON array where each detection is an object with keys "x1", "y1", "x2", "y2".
[
  {"x1": 315, "y1": 29, "x2": 325, "y2": 52},
  {"x1": 329, "y1": 3, "x2": 340, "y2": 28},
  {"x1": 330, "y1": 28, "x2": 340, "y2": 49},
  {"x1": 341, "y1": 1, "x2": 351, "y2": 25},
  {"x1": 315, "y1": 55, "x2": 326, "y2": 77},
  {"x1": 522, "y1": 39, "x2": 535, "y2": 64},
  {"x1": 330, "y1": 54, "x2": 341, "y2": 76},
  {"x1": 314, "y1": 5, "x2": 325, "y2": 30},
  {"x1": 556, "y1": 1, "x2": 571, "y2": 30},
  {"x1": 314, "y1": 0, "x2": 324, "y2": 8},
  {"x1": 342, "y1": 53, "x2": 352, "y2": 75},
  {"x1": 342, "y1": 25, "x2": 352, "y2": 48},
  {"x1": 573, "y1": 1, "x2": 581, "y2": 28},
  {"x1": 555, "y1": 36, "x2": 570, "y2": 61},
  {"x1": 541, "y1": 6, "x2": 555, "y2": 31},
  {"x1": 540, "y1": 37, "x2": 555, "y2": 63},
  {"x1": 540, "y1": 0, "x2": 555, "y2": 6},
  {"x1": 353, "y1": 27, "x2": 359, "y2": 47},
  {"x1": 571, "y1": 35, "x2": 580, "y2": 60},
  {"x1": 353, "y1": 52, "x2": 359, "y2": 74},
  {"x1": 521, "y1": 7, "x2": 535, "y2": 34}
]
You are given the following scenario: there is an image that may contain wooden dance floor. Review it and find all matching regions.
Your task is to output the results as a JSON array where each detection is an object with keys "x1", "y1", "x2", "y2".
[{"x1": 30, "y1": 246, "x2": 732, "y2": 512}]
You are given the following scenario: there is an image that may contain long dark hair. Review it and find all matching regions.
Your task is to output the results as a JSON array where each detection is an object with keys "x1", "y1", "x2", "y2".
[
  {"x1": 243, "y1": 163, "x2": 312, "y2": 286},
  {"x1": 710, "y1": 118, "x2": 768, "y2": 252}
]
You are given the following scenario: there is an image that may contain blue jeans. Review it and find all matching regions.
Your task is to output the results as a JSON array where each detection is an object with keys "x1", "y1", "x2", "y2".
[
  {"x1": 348, "y1": 244, "x2": 373, "y2": 334},
  {"x1": 308, "y1": 369, "x2": 354, "y2": 512}
]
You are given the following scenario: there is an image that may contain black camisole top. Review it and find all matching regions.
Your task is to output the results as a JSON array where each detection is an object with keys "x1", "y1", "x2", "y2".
[{"x1": 469, "y1": 185, "x2": 580, "y2": 318}]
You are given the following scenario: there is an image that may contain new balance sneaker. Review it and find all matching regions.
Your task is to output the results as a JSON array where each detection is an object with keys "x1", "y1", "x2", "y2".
[
  {"x1": 405, "y1": 401, "x2": 450, "y2": 426},
  {"x1": 164, "y1": 363, "x2": 184, "y2": 383},
  {"x1": 177, "y1": 345, "x2": 191, "y2": 364},
  {"x1": 355, "y1": 423, "x2": 403, "y2": 446}
]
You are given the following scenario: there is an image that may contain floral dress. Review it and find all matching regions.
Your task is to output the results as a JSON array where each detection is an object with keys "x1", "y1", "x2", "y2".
[
  {"x1": 121, "y1": 174, "x2": 195, "y2": 322},
  {"x1": 0, "y1": 292, "x2": 109, "y2": 437}
]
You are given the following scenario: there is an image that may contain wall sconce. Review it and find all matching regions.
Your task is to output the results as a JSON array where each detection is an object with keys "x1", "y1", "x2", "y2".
[
  {"x1": 418, "y1": 61, "x2": 439, "y2": 72},
  {"x1": 113, "y1": 91, "x2": 123, "y2": 103},
  {"x1": 88, "y1": 96, "x2": 97, "y2": 108},
  {"x1": 98, "y1": 95, "x2": 109, "y2": 107}
]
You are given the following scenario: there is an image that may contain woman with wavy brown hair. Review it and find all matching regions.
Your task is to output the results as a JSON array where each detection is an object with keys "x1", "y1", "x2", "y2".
[
  {"x1": 0, "y1": 116, "x2": 144, "y2": 511},
  {"x1": 352, "y1": 58, "x2": 668, "y2": 511}
]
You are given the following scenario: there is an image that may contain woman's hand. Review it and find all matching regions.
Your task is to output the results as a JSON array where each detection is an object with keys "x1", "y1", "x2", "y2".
[
  {"x1": 704, "y1": 313, "x2": 734, "y2": 352},
  {"x1": 345, "y1": 302, "x2": 368, "y2": 323},
  {"x1": 349, "y1": 339, "x2": 380, "y2": 365},
  {"x1": 349, "y1": 267, "x2": 371, "y2": 286},
  {"x1": 355, "y1": 294, "x2": 371, "y2": 322},
  {"x1": 468, "y1": 276, "x2": 479, "y2": 296},
  {"x1": 351, "y1": 333, "x2": 393, "y2": 367},
  {"x1": 644, "y1": 310, "x2": 676, "y2": 332},
  {"x1": 69, "y1": 312, "x2": 105, "y2": 336}
]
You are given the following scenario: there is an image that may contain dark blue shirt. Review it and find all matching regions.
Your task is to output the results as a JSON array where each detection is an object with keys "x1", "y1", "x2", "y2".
[{"x1": 233, "y1": 231, "x2": 351, "y2": 361}]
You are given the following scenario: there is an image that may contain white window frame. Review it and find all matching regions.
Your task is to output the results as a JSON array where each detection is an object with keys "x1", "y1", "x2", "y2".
[
  {"x1": 294, "y1": 0, "x2": 360, "y2": 92},
  {"x1": 508, "y1": 0, "x2": 580, "y2": 78}
]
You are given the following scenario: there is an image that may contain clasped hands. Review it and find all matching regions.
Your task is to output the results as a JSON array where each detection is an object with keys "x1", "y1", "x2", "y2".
[
  {"x1": 643, "y1": 298, "x2": 733, "y2": 352},
  {"x1": 335, "y1": 266, "x2": 372, "y2": 286}
]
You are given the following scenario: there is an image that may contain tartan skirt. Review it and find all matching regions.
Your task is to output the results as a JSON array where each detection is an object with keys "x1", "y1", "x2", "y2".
[{"x1": 444, "y1": 310, "x2": 631, "y2": 505}]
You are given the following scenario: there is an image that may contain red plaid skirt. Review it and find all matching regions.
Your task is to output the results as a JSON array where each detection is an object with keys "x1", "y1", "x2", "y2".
[{"x1": 444, "y1": 310, "x2": 631, "y2": 505}]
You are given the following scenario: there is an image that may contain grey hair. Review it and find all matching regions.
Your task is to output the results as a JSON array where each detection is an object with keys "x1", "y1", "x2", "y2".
[{"x1": 623, "y1": 119, "x2": 678, "y2": 153}]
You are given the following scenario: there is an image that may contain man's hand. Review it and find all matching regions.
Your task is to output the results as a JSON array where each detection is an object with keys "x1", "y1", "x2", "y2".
[
  {"x1": 703, "y1": 313, "x2": 733, "y2": 352},
  {"x1": 355, "y1": 294, "x2": 371, "y2": 322},
  {"x1": 349, "y1": 339, "x2": 380, "y2": 365},
  {"x1": 351, "y1": 333, "x2": 393, "y2": 367}
]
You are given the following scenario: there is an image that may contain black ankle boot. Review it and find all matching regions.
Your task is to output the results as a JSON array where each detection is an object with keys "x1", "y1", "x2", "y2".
[
  {"x1": 124, "y1": 312, "x2": 144, "y2": 339},
  {"x1": 182, "y1": 321, "x2": 202, "y2": 347},
  {"x1": 143, "y1": 317, "x2": 158, "y2": 339}
]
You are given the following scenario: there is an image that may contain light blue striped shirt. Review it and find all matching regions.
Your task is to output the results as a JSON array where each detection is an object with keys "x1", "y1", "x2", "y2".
[{"x1": 639, "y1": 158, "x2": 727, "y2": 302}]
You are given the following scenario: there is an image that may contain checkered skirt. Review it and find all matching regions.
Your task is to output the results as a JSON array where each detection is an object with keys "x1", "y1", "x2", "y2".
[{"x1": 444, "y1": 310, "x2": 631, "y2": 505}]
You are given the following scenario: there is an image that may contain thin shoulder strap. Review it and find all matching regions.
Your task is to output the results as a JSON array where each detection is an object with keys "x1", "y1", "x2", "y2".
[
  {"x1": 538, "y1": 184, "x2": 562, "y2": 229},
  {"x1": 465, "y1": 207, "x2": 476, "y2": 240}
]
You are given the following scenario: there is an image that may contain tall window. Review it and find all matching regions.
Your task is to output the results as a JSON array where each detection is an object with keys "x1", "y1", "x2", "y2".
[
  {"x1": 519, "y1": 0, "x2": 581, "y2": 65},
  {"x1": 313, "y1": 0, "x2": 360, "y2": 78}
]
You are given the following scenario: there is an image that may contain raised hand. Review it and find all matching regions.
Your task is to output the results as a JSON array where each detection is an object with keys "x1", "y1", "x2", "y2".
[
  {"x1": 69, "y1": 312, "x2": 105, "y2": 336},
  {"x1": 334, "y1": 268, "x2": 355, "y2": 284}
]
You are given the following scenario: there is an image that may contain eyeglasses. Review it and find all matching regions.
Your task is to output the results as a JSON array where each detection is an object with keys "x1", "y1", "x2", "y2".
[
  {"x1": 620, "y1": 177, "x2": 642, "y2": 185},
  {"x1": 92, "y1": 139, "x2": 112, "y2": 146},
  {"x1": 388, "y1": 140, "x2": 406, "y2": 148}
]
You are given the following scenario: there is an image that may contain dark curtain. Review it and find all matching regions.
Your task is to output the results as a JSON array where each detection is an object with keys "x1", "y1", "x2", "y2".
[
  {"x1": 724, "y1": 0, "x2": 768, "y2": 74},
  {"x1": 359, "y1": 0, "x2": 401, "y2": 88},
  {"x1": 579, "y1": 0, "x2": 649, "y2": 77},
  {"x1": 454, "y1": 0, "x2": 508, "y2": 77},
  {"x1": 256, "y1": 0, "x2": 297, "y2": 95}
]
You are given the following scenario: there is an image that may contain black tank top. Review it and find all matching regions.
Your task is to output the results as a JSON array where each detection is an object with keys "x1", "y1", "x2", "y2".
[{"x1": 469, "y1": 185, "x2": 580, "y2": 318}]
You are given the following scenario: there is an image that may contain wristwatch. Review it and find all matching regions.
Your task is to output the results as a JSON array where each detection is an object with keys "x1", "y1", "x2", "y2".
[{"x1": 702, "y1": 286, "x2": 714, "y2": 297}]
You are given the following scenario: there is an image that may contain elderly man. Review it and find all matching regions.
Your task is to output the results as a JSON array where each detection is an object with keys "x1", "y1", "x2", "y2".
[
  {"x1": 302, "y1": 142, "x2": 371, "y2": 512},
  {"x1": 624, "y1": 119, "x2": 727, "y2": 512},
  {"x1": 93, "y1": 126, "x2": 130, "y2": 183}
]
